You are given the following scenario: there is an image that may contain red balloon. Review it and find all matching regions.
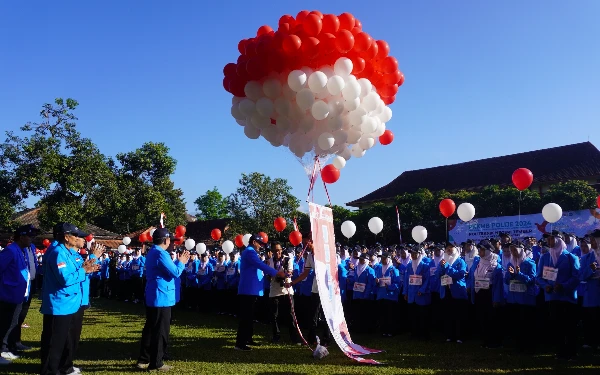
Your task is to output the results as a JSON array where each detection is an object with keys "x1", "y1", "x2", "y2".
[
  {"x1": 376, "y1": 40, "x2": 390, "y2": 59},
  {"x1": 223, "y1": 63, "x2": 237, "y2": 78},
  {"x1": 351, "y1": 57, "x2": 365, "y2": 74},
  {"x1": 381, "y1": 56, "x2": 399, "y2": 74},
  {"x1": 257, "y1": 25, "x2": 273, "y2": 37},
  {"x1": 354, "y1": 32, "x2": 373, "y2": 52},
  {"x1": 274, "y1": 217, "x2": 287, "y2": 232},
  {"x1": 245, "y1": 57, "x2": 265, "y2": 79},
  {"x1": 279, "y1": 15, "x2": 295, "y2": 29},
  {"x1": 321, "y1": 164, "x2": 341, "y2": 184},
  {"x1": 85, "y1": 234, "x2": 94, "y2": 242},
  {"x1": 282, "y1": 34, "x2": 302, "y2": 54},
  {"x1": 238, "y1": 39, "x2": 248, "y2": 55},
  {"x1": 512, "y1": 168, "x2": 534, "y2": 191},
  {"x1": 439, "y1": 199, "x2": 456, "y2": 218},
  {"x1": 381, "y1": 95, "x2": 395, "y2": 105},
  {"x1": 138, "y1": 233, "x2": 147, "y2": 243},
  {"x1": 310, "y1": 10, "x2": 323, "y2": 19},
  {"x1": 354, "y1": 19, "x2": 363, "y2": 30},
  {"x1": 42, "y1": 239, "x2": 50, "y2": 248},
  {"x1": 335, "y1": 30, "x2": 354, "y2": 53},
  {"x1": 211, "y1": 229, "x2": 222, "y2": 241},
  {"x1": 296, "y1": 10, "x2": 310, "y2": 23},
  {"x1": 175, "y1": 225, "x2": 186, "y2": 237},
  {"x1": 379, "y1": 130, "x2": 394, "y2": 145},
  {"x1": 229, "y1": 77, "x2": 246, "y2": 97},
  {"x1": 289, "y1": 231, "x2": 302, "y2": 246},
  {"x1": 302, "y1": 14, "x2": 322, "y2": 36},
  {"x1": 382, "y1": 70, "x2": 402, "y2": 85},
  {"x1": 318, "y1": 33, "x2": 336, "y2": 54},
  {"x1": 79, "y1": 249, "x2": 87, "y2": 255},
  {"x1": 361, "y1": 40, "x2": 379, "y2": 60},
  {"x1": 379, "y1": 84, "x2": 398, "y2": 97},
  {"x1": 259, "y1": 231, "x2": 269, "y2": 244},
  {"x1": 597, "y1": 195, "x2": 600, "y2": 209},
  {"x1": 322, "y1": 14, "x2": 340, "y2": 34},
  {"x1": 397, "y1": 71, "x2": 405, "y2": 86},
  {"x1": 338, "y1": 12, "x2": 355, "y2": 30},
  {"x1": 302, "y1": 36, "x2": 320, "y2": 59},
  {"x1": 235, "y1": 234, "x2": 244, "y2": 248}
]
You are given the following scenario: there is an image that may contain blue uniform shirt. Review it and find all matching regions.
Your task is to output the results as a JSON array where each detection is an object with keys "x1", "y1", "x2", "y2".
[
  {"x1": 0, "y1": 242, "x2": 31, "y2": 304},
  {"x1": 145, "y1": 245, "x2": 185, "y2": 307},
  {"x1": 238, "y1": 246, "x2": 278, "y2": 296}
]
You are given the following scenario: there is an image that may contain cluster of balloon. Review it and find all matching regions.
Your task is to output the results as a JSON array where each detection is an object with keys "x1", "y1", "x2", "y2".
[
  {"x1": 412, "y1": 225, "x2": 427, "y2": 244},
  {"x1": 542, "y1": 203, "x2": 563, "y2": 224},
  {"x1": 439, "y1": 199, "x2": 456, "y2": 218},
  {"x1": 211, "y1": 229, "x2": 222, "y2": 241},
  {"x1": 512, "y1": 168, "x2": 534, "y2": 191},
  {"x1": 223, "y1": 10, "x2": 403, "y2": 184},
  {"x1": 42, "y1": 239, "x2": 51, "y2": 248},
  {"x1": 195, "y1": 243, "x2": 207, "y2": 254}
]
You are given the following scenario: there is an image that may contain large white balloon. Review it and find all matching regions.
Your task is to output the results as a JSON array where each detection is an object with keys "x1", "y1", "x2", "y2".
[
  {"x1": 360, "y1": 117, "x2": 377, "y2": 134},
  {"x1": 308, "y1": 71, "x2": 328, "y2": 93},
  {"x1": 255, "y1": 97, "x2": 274, "y2": 117},
  {"x1": 196, "y1": 243, "x2": 206, "y2": 254},
  {"x1": 317, "y1": 132, "x2": 335, "y2": 150},
  {"x1": 457, "y1": 203, "x2": 476, "y2": 222},
  {"x1": 263, "y1": 78, "x2": 282, "y2": 99},
  {"x1": 239, "y1": 99, "x2": 256, "y2": 117},
  {"x1": 542, "y1": 203, "x2": 563, "y2": 223},
  {"x1": 184, "y1": 238, "x2": 196, "y2": 251},
  {"x1": 242, "y1": 234, "x2": 252, "y2": 246},
  {"x1": 288, "y1": 70, "x2": 307, "y2": 92},
  {"x1": 332, "y1": 155, "x2": 346, "y2": 169},
  {"x1": 351, "y1": 144, "x2": 365, "y2": 158},
  {"x1": 122, "y1": 237, "x2": 131, "y2": 246},
  {"x1": 341, "y1": 220, "x2": 356, "y2": 238},
  {"x1": 244, "y1": 81, "x2": 263, "y2": 100},
  {"x1": 118, "y1": 245, "x2": 127, "y2": 254},
  {"x1": 368, "y1": 217, "x2": 384, "y2": 234},
  {"x1": 243, "y1": 124, "x2": 261, "y2": 139},
  {"x1": 333, "y1": 57, "x2": 353, "y2": 77},
  {"x1": 222, "y1": 240, "x2": 234, "y2": 254},
  {"x1": 296, "y1": 88, "x2": 315, "y2": 111},
  {"x1": 359, "y1": 136, "x2": 375, "y2": 150},
  {"x1": 311, "y1": 100, "x2": 330, "y2": 120},
  {"x1": 326, "y1": 75, "x2": 345, "y2": 96},
  {"x1": 341, "y1": 79, "x2": 361, "y2": 100},
  {"x1": 412, "y1": 226, "x2": 428, "y2": 243}
]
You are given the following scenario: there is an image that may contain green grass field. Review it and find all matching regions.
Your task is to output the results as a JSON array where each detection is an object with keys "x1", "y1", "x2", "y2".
[{"x1": 5, "y1": 298, "x2": 600, "y2": 375}]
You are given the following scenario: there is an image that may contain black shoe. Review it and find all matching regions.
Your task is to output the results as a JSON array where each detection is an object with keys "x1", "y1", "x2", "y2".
[
  {"x1": 163, "y1": 353, "x2": 171, "y2": 361},
  {"x1": 271, "y1": 336, "x2": 281, "y2": 343},
  {"x1": 235, "y1": 345, "x2": 252, "y2": 351},
  {"x1": 247, "y1": 341, "x2": 261, "y2": 347}
]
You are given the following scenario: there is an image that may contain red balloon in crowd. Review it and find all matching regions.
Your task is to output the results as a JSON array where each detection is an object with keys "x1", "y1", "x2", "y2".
[
  {"x1": 512, "y1": 168, "x2": 534, "y2": 191},
  {"x1": 79, "y1": 249, "x2": 87, "y2": 255},
  {"x1": 259, "y1": 232, "x2": 269, "y2": 244},
  {"x1": 138, "y1": 233, "x2": 148, "y2": 243},
  {"x1": 211, "y1": 229, "x2": 222, "y2": 241},
  {"x1": 439, "y1": 199, "x2": 456, "y2": 218},
  {"x1": 235, "y1": 234, "x2": 244, "y2": 248},
  {"x1": 42, "y1": 239, "x2": 50, "y2": 248},
  {"x1": 85, "y1": 234, "x2": 94, "y2": 242},
  {"x1": 289, "y1": 231, "x2": 302, "y2": 246},
  {"x1": 175, "y1": 225, "x2": 186, "y2": 238},
  {"x1": 321, "y1": 164, "x2": 340, "y2": 184},
  {"x1": 379, "y1": 130, "x2": 394, "y2": 145},
  {"x1": 274, "y1": 217, "x2": 287, "y2": 232},
  {"x1": 597, "y1": 195, "x2": 600, "y2": 209}
]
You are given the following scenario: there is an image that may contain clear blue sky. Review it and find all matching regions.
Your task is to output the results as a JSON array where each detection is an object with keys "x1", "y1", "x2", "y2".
[{"x1": 2, "y1": 1, "x2": 599, "y2": 213}]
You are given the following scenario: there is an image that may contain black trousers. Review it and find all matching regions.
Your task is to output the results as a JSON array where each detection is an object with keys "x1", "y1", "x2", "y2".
[
  {"x1": 442, "y1": 293, "x2": 468, "y2": 341},
  {"x1": 378, "y1": 299, "x2": 396, "y2": 335},
  {"x1": 549, "y1": 301, "x2": 577, "y2": 358},
  {"x1": 475, "y1": 290, "x2": 501, "y2": 347},
  {"x1": 131, "y1": 277, "x2": 144, "y2": 301},
  {"x1": 236, "y1": 295, "x2": 257, "y2": 347},
  {"x1": 582, "y1": 306, "x2": 600, "y2": 347},
  {"x1": 408, "y1": 303, "x2": 430, "y2": 339},
  {"x1": 309, "y1": 292, "x2": 330, "y2": 344},
  {"x1": 90, "y1": 278, "x2": 100, "y2": 299},
  {"x1": 10, "y1": 296, "x2": 31, "y2": 347},
  {"x1": 59, "y1": 306, "x2": 85, "y2": 373},
  {"x1": 351, "y1": 298, "x2": 372, "y2": 334},
  {"x1": 270, "y1": 294, "x2": 298, "y2": 342},
  {"x1": 0, "y1": 301, "x2": 21, "y2": 352},
  {"x1": 294, "y1": 295, "x2": 311, "y2": 329},
  {"x1": 225, "y1": 289, "x2": 238, "y2": 315},
  {"x1": 138, "y1": 306, "x2": 171, "y2": 369},
  {"x1": 40, "y1": 313, "x2": 75, "y2": 375},
  {"x1": 430, "y1": 292, "x2": 442, "y2": 333}
]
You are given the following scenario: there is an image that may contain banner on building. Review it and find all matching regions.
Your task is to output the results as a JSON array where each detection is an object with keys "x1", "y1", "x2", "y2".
[
  {"x1": 309, "y1": 203, "x2": 382, "y2": 365},
  {"x1": 449, "y1": 208, "x2": 600, "y2": 244}
]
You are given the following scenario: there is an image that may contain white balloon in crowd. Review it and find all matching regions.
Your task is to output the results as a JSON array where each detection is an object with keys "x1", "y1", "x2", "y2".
[
  {"x1": 242, "y1": 234, "x2": 252, "y2": 247},
  {"x1": 184, "y1": 239, "x2": 196, "y2": 251},
  {"x1": 222, "y1": 240, "x2": 234, "y2": 254},
  {"x1": 196, "y1": 243, "x2": 207, "y2": 254},
  {"x1": 340, "y1": 220, "x2": 357, "y2": 239},
  {"x1": 542, "y1": 203, "x2": 563, "y2": 224},
  {"x1": 122, "y1": 237, "x2": 131, "y2": 246},
  {"x1": 412, "y1": 226, "x2": 428, "y2": 244},
  {"x1": 457, "y1": 203, "x2": 476, "y2": 222},
  {"x1": 117, "y1": 245, "x2": 127, "y2": 254},
  {"x1": 368, "y1": 217, "x2": 384, "y2": 235},
  {"x1": 150, "y1": 228, "x2": 156, "y2": 237}
]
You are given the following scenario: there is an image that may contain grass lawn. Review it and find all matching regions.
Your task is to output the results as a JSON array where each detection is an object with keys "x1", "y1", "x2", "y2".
[{"x1": 5, "y1": 298, "x2": 600, "y2": 375}]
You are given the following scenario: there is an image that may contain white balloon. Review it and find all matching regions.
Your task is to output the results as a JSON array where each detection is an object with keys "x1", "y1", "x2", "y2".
[
  {"x1": 222, "y1": 240, "x2": 234, "y2": 254},
  {"x1": 327, "y1": 99, "x2": 345, "y2": 118},
  {"x1": 378, "y1": 106, "x2": 393, "y2": 123},
  {"x1": 232, "y1": 96, "x2": 243, "y2": 105},
  {"x1": 244, "y1": 124, "x2": 261, "y2": 139},
  {"x1": 262, "y1": 126, "x2": 279, "y2": 142},
  {"x1": 368, "y1": 217, "x2": 384, "y2": 235},
  {"x1": 332, "y1": 155, "x2": 346, "y2": 169},
  {"x1": 326, "y1": 116, "x2": 344, "y2": 132},
  {"x1": 122, "y1": 237, "x2": 131, "y2": 246},
  {"x1": 319, "y1": 66, "x2": 335, "y2": 78},
  {"x1": 341, "y1": 79, "x2": 361, "y2": 100},
  {"x1": 351, "y1": 144, "x2": 365, "y2": 158},
  {"x1": 311, "y1": 100, "x2": 330, "y2": 120},
  {"x1": 299, "y1": 116, "x2": 315, "y2": 133},
  {"x1": 231, "y1": 104, "x2": 245, "y2": 120},
  {"x1": 339, "y1": 146, "x2": 352, "y2": 160},
  {"x1": 362, "y1": 92, "x2": 379, "y2": 112},
  {"x1": 255, "y1": 97, "x2": 274, "y2": 118},
  {"x1": 326, "y1": 75, "x2": 346, "y2": 96},
  {"x1": 185, "y1": 238, "x2": 196, "y2": 251},
  {"x1": 346, "y1": 129, "x2": 362, "y2": 144},
  {"x1": 118, "y1": 245, "x2": 127, "y2": 254},
  {"x1": 357, "y1": 78, "x2": 372, "y2": 97},
  {"x1": 359, "y1": 136, "x2": 375, "y2": 150},
  {"x1": 150, "y1": 229, "x2": 156, "y2": 237},
  {"x1": 263, "y1": 78, "x2": 282, "y2": 99},
  {"x1": 333, "y1": 130, "x2": 348, "y2": 145},
  {"x1": 349, "y1": 108, "x2": 367, "y2": 126},
  {"x1": 371, "y1": 122, "x2": 386, "y2": 137},
  {"x1": 344, "y1": 97, "x2": 360, "y2": 111},
  {"x1": 250, "y1": 113, "x2": 270, "y2": 129},
  {"x1": 244, "y1": 81, "x2": 263, "y2": 100},
  {"x1": 288, "y1": 70, "x2": 307, "y2": 92},
  {"x1": 360, "y1": 117, "x2": 378, "y2": 134},
  {"x1": 296, "y1": 88, "x2": 315, "y2": 111},
  {"x1": 412, "y1": 226, "x2": 428, "y2": 244},
  {"x1": 238, "y1": 99, "x2": 256, "y2": 117},
  {"x1": 274, "y1": 97, "x2": 291, "y2": 116},
  {"x1": 196, "y1": 243, "x2": 206, "y2": 254},
  {"x1": 276, "y1": 116, "x2": 291, "y2": 132},
  {"x1": 457, "y1": 203, "x2": 476, "y2": 222},
  {"x1": 235, "y1": 119, "x2": 246, "y2": 127},
  {"x1": 282, "y1": 82, "x2": 297, "y2": 100},
  {"x1": 334, "y1": 57, "x2": 353, "y2": 77},
  {"x1": 308, "y1": 71, "x2": 328, "y2": 93},
  {"x1": 542, "y1": 203, "x2": 563, "y2": 223},
  {"x1": 242, "y1": 234, "x2": 252, "y2": 246},
  {"x1": 317, "y1": 132, "x2": 335, "y2": 150},
  {"x1": 316, "y1": 89, "x2": 329, "y2": 100},
  {"x1": 341, "y1": 220, "x2": 356, "y2": 238}
]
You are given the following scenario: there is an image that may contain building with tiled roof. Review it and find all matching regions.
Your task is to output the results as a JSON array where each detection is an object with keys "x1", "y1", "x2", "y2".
[{"x1": 348, "y1": 142, "x2": 600, "y2": 209}]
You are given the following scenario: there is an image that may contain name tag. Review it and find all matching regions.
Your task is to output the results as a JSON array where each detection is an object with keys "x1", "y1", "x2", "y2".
[
  {"x1": 132, "y1": 265, "x2": 139, "y2": 271},
  {"x1": 379, "y1": 277, "x2": 391, "y2": 287},
  {"x1": 409, "y1": 275, "x2": 423, "y2": 286},
  {"x1": 216, "y1": 266, "x2": 225, "y2": 273},
  {"x1": 429, "y1": 267, "x2": 437, "y2": 276},
  {"x1": 227, "y1": 268, "x2": 235, "y2": 276},
  {"x1": 509, "y1": 280, "x2": 527, "y2": 293},
  {"x1": 475, "y1": 278, "x2": 490, "y2": 289},
  {"x1": 353, "y1": 282, "x2": 366, "y2": 293},
  {"x1": 542, "y1": 266, "x2": 558, "y2": 281},
  {"x1": 199, "y1": 269, "x2": 206, "y2": 276},
  {"x1": 441, "y1": 275, "x2": 453, "y2": 286}
]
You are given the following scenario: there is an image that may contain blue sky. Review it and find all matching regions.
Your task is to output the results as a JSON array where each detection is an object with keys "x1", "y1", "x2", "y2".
[{"x1": 1, "y1": 1, "x2": 599, "y2": 213}]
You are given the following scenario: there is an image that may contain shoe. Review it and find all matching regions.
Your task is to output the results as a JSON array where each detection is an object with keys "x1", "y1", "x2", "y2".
[
  {"x1": 456, "y1": 340, "x2": 463, "y2": 344},
  {"x1": 1, "y1": 352, "x2": 19, "y2": 360},
  {"x1": 21, "y1": 323, "x2": 30, "y2": 328},
  {"x1": 271, "y1": 336, "x2": 281, "y2": 343},
  {"x1": 13, "y1": 343, "x2": 32, "y2": 351},
  {"x1": 445, "y1": 339, "x2": 453, "y2": 343},
  {"x1": 136, "y1": 363, "x2": 149, "y2": 370},
  {"x1": 162, "y1": 353, "x2": 171, "y2": 361},
  {"x1": 234, "y1": 345, "x2": 252, "y2": 351},
  {"x1": 63, "y1": 367, "x2": 81, "y2": 375},
  {"x1": 0, "y1": 357, "x2": 10, "y2": 365},
  {"x1": 124, "y1": 299, "x2": 129, "y2": 302},
  {"x1": 155, "y1": 364, "x2": 172, "y2": 372},
  {"x1": 247, "y1": 341, "x2": 261, "y2": 347}
]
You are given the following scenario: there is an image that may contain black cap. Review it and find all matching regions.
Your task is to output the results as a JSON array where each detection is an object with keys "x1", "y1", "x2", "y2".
[
  {"x1": 152, "y1": 228, "x2": 171, "y2": 241},
  {"x1": 54, "y1": 223, "x2": 89, "y2": 238},
  {"x1": 15, "y1": 224, "x2": 40, "y2": 237},
  {"x1": 549, "y1": 230, "x2": 564, "y2": 240},
  {"x1": 250, "y1": 234, "x2": 266, "y2": 246},
  {"x1": 590, "y1": 229, "x2": 600, "y2": 238},
  {"x1": 499, "y1": 232, "x2": 511, "y2": 238},
  {"x1": 200, "y1": 252, "x2": 208, "y2": 257},
  {"x1": 381, "y1": 252, "x2": 390, "y2": 258},
  {"x1": 359, "y1": 253, "x2": 368, "y2": 260}
]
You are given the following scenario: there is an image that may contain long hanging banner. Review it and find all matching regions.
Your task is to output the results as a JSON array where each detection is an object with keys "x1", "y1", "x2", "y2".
[{"x1": 309, "y1": 203, "x2": 383, "y2": 365}]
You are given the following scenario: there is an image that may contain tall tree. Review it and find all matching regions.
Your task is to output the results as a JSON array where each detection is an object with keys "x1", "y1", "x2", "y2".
[
  {"x1": 543, "y1": 180, "x2": 598, "y2": 211},
  {"x1": 194, "y1": 187, "x2": 229, "y2": 220}
]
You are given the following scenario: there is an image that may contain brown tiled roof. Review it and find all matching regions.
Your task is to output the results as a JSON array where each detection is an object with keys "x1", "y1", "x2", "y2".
[
  {"x1": 185, "y1": 218, "x2": 231, "y2": 245},
  {"x1": 347, "y1": 142, "x2": 600, "y2": 207}
]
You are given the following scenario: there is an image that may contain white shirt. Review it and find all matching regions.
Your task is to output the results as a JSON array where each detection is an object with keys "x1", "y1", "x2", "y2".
[
  {"x1": 269, "y1": 256, "x2": 294, "y2": 297},
  {"x1": 304, "y1": 254, "x2": 319, "y2": 294}
]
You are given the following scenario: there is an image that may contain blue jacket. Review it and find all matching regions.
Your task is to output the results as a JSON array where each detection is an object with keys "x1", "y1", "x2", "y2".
[
  {"x1": 100, "y1": 258, "x2": 110, "y2": 280},
  {"x1": 81, "y1": 252, "x2": 98, "y2": 307},
  {"x1": 129, "y1": 256, "x2": 145, "y2": 278},
  {"x1": 226, "y1": 260, "x2": 240, "y2": 289},
  {"x1": 435, "y1": 258, "x2": 468, "y2": 300},
  {"x1": 536, "y1": 250, "x2": 580, "y2": 304},
  {"x1": 352, "y1": 266, "x2": 375, "y2": 300},
  {"x1": 338, "y1": 264, "x2": 347, "y2": 303},
  {"x1": 238, "y1": 246, "x2": 277, "y2": 296},
  {"x1": 374, "y1": 264, "x2": 400, "y2": 301},
  {"x1": 185, "y1": 259, "x2": 200, "y2": 287},
  {"x1": 0, "y1": 242, "x2": 30, "y2": 304},
  {"x1": 118, "y1": 260, "x2": 130, "y2": 280},
  {"x1": 428, "y1": 259, "x2": 442, "y2": 294},
  {"x1": 503, "y1": 259, "x2": 537, "y2": 306},
  {"x1": 403, "y1": 261, "x2": 430, "y2": 305},
  {"x1": 579, "y1": 252, "x2": 600, "y2": 307},
  {"x1": 215, "y1": 261, "x2": 229, "y2": 290},
  {"x1": 345, "y1": 263, "x2": 356, "y2": 291},
  {"x1": 145, "y1": 245, "x2": 185, "y2": 307},
  {"x1": 196, "y1": 262, "x2": 214, "y2": 291},
  {"x1": 293, "y1": 257, "x2": 304, "y2": 294},
  {"x1": 40, "y1": 241, "x2": 86, "y2": 315},
  {"x1": 467, "y1": 257, "x2": 505, "y2": 304},
  {"x1": 299, "y1": 266, "x2": 314, "y2": 297}
]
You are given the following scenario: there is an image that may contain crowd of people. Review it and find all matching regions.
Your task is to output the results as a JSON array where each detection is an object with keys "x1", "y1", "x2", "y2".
[{"x1": 1, "y1": 222, "x2": 599, "y2": 373}]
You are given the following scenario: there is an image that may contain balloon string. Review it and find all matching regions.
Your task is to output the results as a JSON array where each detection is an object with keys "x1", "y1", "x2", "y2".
[
  {"x1": 316, "y1": 158, "x2": 332, "y2": 206},
  {"x1": 306, "y1": 158, "x2": 319, "y2": 202},
  {"x1": 286, "y1": 288, "x2": 314, "y2": 352}
]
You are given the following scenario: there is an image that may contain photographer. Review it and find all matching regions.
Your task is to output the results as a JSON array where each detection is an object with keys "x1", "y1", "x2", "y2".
[{"x1": 268, "y1": 242, "x2": 298, "y2": 344}]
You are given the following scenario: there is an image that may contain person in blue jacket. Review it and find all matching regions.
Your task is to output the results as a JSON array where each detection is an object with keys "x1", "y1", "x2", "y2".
[
  {"x1": 214, "y1": 251, "x2": 229, "y2": 314},
  {"x1": 536, "y1": 232, "x2": 580, "y2": 360},
  {"x1": 429, "y1": 246, "x2": 444, "y2": 331},
  {"x1": 374, "y1": 252, "x2": 399, "y2": 337},
  {"x1": 468, "y1": 241, "x2": 503, "y2": 349},
  {"x1": 129, "y1": 248, "x2": 146, "y2": 304},
  {"x1": 40, "y1": 223, "x2": 99, "y2": 375},
  {"x1": 100, "y1": 253, "x2": 110, "y2": 297},
  {"x1": 184, "y1": 252, "x2": 200, "y2": 310},
  {"x1": 350, "y1": 253, "x2": 376, "y2": 334},
  {"x1": 225, "y1": 251, "x2": 240, "y2": 316},
  {"x1": 0, "y1": 225, "x2": 39, "y2": 363},
  {"x1": 137, "y1": 228, "x2": 188, "y2": 371},
  {"x1": 579, "y1": 231, "x2": 600, "y2": 349},
  {"x1": 235, "y1": 234, "x2": 285, "y2": 351},
  {"x1": 403, "y1": 249, "x2": 430, "y2": 340},
  {"x1": 197, "y1": 252, "x2": 214, "y2": 313},
  {"x1": 436, "y1": 243, "x2": 468, "y2": 343},
  {"x1": 564, "y1": 233, "x2": 581, "y2": 258}
]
